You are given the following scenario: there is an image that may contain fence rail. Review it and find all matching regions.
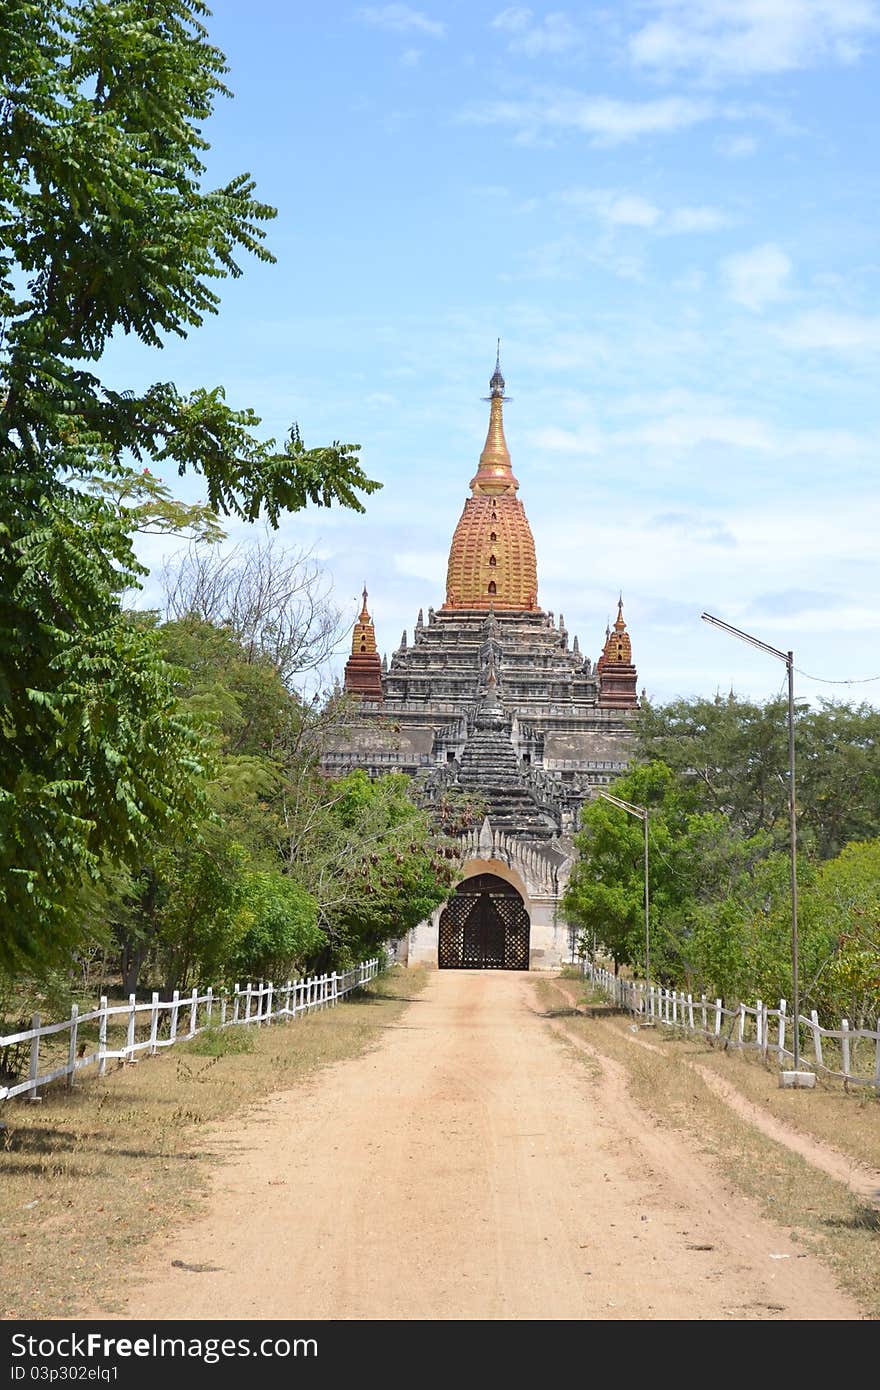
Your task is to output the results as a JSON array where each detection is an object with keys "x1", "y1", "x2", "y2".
[
  {"x1": 0, "y1": 959, "x2": 381, "y2": 1103},
  {"x1": 580, "y1": 959, "x2": 880, "y2": 1090}
]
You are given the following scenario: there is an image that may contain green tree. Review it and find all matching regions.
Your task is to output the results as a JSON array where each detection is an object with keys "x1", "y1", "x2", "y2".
[
  {"x1": 562, "y1": 762, "x2": 688, "y2": 975},
  {"x1": 637, "y1": 695, "x2": 880, "y2": 859},
  {"x1": 0, "y1": 1, "x2": 379, "y2": 973},
  {"x1": 290, "y1": 769, "x2": 461, "y2": 967},
  {"x1": 563, "y1": 760, "x2": 775, "y2": 987},
  {"x1": 231, "y1": 870, "x2": 322, "y2": 984},
  {"x1": 806, "y1": 840, "x2": 880, "y2": 1027}
]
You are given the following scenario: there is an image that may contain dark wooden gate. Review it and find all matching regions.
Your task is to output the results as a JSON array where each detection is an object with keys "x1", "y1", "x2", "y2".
[{"x1": 438, "y1": 874, "x2": 530, "y2": 971}]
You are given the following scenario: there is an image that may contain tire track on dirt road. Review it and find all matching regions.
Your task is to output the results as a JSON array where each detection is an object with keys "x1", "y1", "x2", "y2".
[{"x1": 106, "y1": 971, "x2": 862, "y2": 1321}]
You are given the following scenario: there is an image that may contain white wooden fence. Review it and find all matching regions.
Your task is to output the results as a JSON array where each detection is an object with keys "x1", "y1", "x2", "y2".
[
  {"x1": 580, "y1": 959, "x2": 880, "y2": 1090},
  {"x1": 0, "y1": 959, "x2": 381, "y2": 1103}
]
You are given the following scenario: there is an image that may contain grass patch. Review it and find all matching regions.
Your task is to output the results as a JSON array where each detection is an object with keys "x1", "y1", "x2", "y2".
[
  {"x1": 0, "y1": 965, "x2": 427, "y2": 1319},
  {"x1": 180, "y1": 1026, "x2": 255, "y2": 1057},
  {"x1": 545, "y1": 974, "x2": 880, "y2": 1320}
]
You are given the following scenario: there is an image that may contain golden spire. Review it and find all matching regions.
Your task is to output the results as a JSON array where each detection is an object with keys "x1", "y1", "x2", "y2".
[
  {"x1": 443, "y1": 350, "x2": 539, "y2": 612},
  {"x1": 469, "y1": 342, "x2": 519, "y2": 496},
  {"x1": 614, "y1": 594, "x2": 626, "y2": 633},
  {"x1": 598, "y1": 594, "x2": 638, "y2": 709},
  {"x1": 351, "y1": 586, "x2": 377, "y2": 655},
  {"x1": 601, "y1": 596, "x2": 632, "y2": 665}
]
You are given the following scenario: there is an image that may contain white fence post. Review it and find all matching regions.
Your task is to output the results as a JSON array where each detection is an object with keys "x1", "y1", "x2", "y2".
[
  {"x1": 98, "y1": 997, "x2": 108, "y2": 1077},
  {"x1": 28, "y1": 1013, "x2": 41, "y2": 1101},
  {"x1": 0, "y1": 956, "x2": 383, "y2": 1102},
  {"x1": 67, "y1": 1004, "x2": 79, "y2": 1089},
  {"x1": 188, "y1": 988, "x2": 198, "y2": 1037},
  {"x1": 714, "y1": 999, "x2": 722, "y2": 1038},
  {"x1": 233, "y1": 984, "x2": 241, "y2": 1025},
  {"x1": 778, "y1": 1000, "x2": 787, "y2": 1059},
  {"x1": 874, "y1": 1025, "x2": 880, "y2": 1091},
  {"x1": 700, "y1": 994, "x2": 707, "y2": 1032},
  {"x1": 810, "y1": 1009, "x2": 823, "y2": 1067},
  {"x1": 756, "y1": 1000, "x2": 763, "y2": 1054},
  {"x1": 126, "y1": 994, "x2": 137, "y2": 1060},
  {"x1": 687, "y1": 993, "x2": 694, "y2": 1031},
  {"x1": 841, "y1": 1018, "x2": 851, "y2": 1081},
  {"x1": 170, "y1": 990, "x2": 180, "y2": 1044},
  {"x1": 149, "y1": 991, "x2": 159, "y2": 1055}
]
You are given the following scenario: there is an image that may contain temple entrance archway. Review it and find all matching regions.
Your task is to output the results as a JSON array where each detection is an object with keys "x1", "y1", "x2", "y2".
[{"x1": 438, "y1": 873, "x2": 530, "y2": 970}]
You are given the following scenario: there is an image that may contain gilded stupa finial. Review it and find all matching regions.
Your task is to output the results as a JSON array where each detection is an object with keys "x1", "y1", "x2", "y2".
[
  {"x1": 614, "y1": 595, "x2": 626, "y2": 632},
  {"x1": 469, "y1": 344, "x2": 519, "y2": 496},
  {"x1": 489, "y1": 339, "x2": 505, "y2": 397},
  {"x1": 349, "y1": 584, "x2": 378, "y2": 658}
]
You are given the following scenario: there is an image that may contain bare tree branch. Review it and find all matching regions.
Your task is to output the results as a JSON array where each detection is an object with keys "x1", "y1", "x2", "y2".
[{"x1": 162, "y1": 533, "x2": 344, "y2": 686}]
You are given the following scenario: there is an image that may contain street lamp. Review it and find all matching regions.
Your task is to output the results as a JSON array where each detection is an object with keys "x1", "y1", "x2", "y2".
[
  {"x1": 701, "y1": 612, "x2": 813, "y2": 1084},
  {"x1": 597, "y1": 789, "x2": 650, "y2": 1013}
]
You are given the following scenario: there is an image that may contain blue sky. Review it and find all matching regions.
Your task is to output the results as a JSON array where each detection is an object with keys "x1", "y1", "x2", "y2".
[{"x1": 115, "y1": 1, "x2": 880, "y2": 705}]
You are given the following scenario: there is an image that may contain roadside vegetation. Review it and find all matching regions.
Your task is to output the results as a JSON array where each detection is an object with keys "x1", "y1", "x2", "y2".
[
  {"x1": 542, "y1": 976, "x2": 880, "y2": 1320},
  {"x1": 563, "y1": 695, "x2": 880, "y2": 1027},
  {"x1": 0, "y1": 966, "x2": 426, "y2": 1319},
  {"x1": 0, "y1": 2, "x2": 461, "y2": 1045}
]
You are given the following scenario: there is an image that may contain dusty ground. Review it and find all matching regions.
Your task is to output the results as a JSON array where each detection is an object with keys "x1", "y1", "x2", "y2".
[{"x1": 108, "y1": 970, "x2": 864, "y2": 1322}]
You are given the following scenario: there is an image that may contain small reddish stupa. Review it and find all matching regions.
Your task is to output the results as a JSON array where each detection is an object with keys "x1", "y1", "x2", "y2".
[{"x1": 343, "y1": 586, "x2": 383, "y2": 701}]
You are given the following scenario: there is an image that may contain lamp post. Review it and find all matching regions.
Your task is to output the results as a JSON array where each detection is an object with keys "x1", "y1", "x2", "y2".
[
  {"x1": 701, "y1": 612, "x2": 811, "y2": 1082},
  {"x1": 597, "y1": 790, "x2": 650, "y2": 1011}
]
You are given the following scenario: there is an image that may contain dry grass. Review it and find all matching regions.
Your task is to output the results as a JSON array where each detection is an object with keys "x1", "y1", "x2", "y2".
[
  {"x1": 554, "y1": 975, "x2": 880, "y2": 1172},
  {"x1": 0, "y1": 965, "x2": 426, "y2": 1319},
  {"x1": 687, "y1": 1039, "x2": 880, "y2": 1173},
  {"x1": 545, "y1": 975, "x2": 880, "y2": 1320}
]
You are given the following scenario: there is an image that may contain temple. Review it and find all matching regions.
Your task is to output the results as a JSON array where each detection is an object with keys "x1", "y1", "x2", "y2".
[{"x1": 323, "y1": 351, "x2": 640, "y2": 969}]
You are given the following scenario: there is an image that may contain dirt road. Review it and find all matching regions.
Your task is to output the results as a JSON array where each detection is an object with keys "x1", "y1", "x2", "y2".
[{"x1": 116, "y1": 971, "x2": 861, "y2": 1321}]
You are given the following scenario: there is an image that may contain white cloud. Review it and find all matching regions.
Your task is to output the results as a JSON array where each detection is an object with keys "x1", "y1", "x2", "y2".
[
  {"x1": 775, "y1": 311, "x2": 880, "y2": 352},
  {"x1": 526, "y1": 424, "x2": 603, "y2": 454},
  {"x1": 399, "y1": 47, "x2": 423, "y2": 66},
  {"x1": 721, "y1": 242, "x2": 792, "y2": 311},
  {"x1": 559, "y1": 188, "x2": 727, "y2": 234},
  {"x1": 359, "y1": 5, "x2": 445, "y2": 38},
  {"x1": 491, "y1": 7, "x2": 584, "y2": 56},
  {"x1": 561, "y1": 187, "x2": 660, "y2": 226},
  {"x1": 715, "y1": 133, "x2": 758, "y2": 157},
  {"x1": 461, "y1": 90, "x2": 712, "y2": 145},
  {"x1": 665, "y1": 204, "x2": 728, "y2": 233},
  {"x1": 629, "y1": 0, "x2": 880, "y2": 81},
  {"x1": 629, "y1": 411, "x2": 774, "y2": 451},
  {"x1": 394, "y1": 549, "x2": 447, "y2": 584}
]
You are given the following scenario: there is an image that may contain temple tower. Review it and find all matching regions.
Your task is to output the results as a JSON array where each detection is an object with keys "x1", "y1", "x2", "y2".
[
  {"x1": 343, "y1": 587, "x2": 383, "y2": 701},
  {"x1": 598, "y1": 598, "x2": 639, "y2": 709},
  {"x1": 443, "y1": 349, "x2": 539, "y2": 612},
  {"x1": 322, "y1": 352, "x2": 643, "y2": 968}
]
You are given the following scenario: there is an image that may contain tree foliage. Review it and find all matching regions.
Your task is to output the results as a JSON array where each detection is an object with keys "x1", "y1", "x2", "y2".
[
  {"x1": 0, "y1": 1, "x2": 380, "y2": 973},
  {"x1": 637, "y1": 694, "x2": 880, "y2": 859},
  {"x1": 566, "y1": 693, "x2": 880, "y2": 1024}
]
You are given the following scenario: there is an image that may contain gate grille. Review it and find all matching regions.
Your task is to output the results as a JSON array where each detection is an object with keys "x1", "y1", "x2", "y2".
[{"x1": 438, "y1": 874, "x2": 530, "y2": 970}]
